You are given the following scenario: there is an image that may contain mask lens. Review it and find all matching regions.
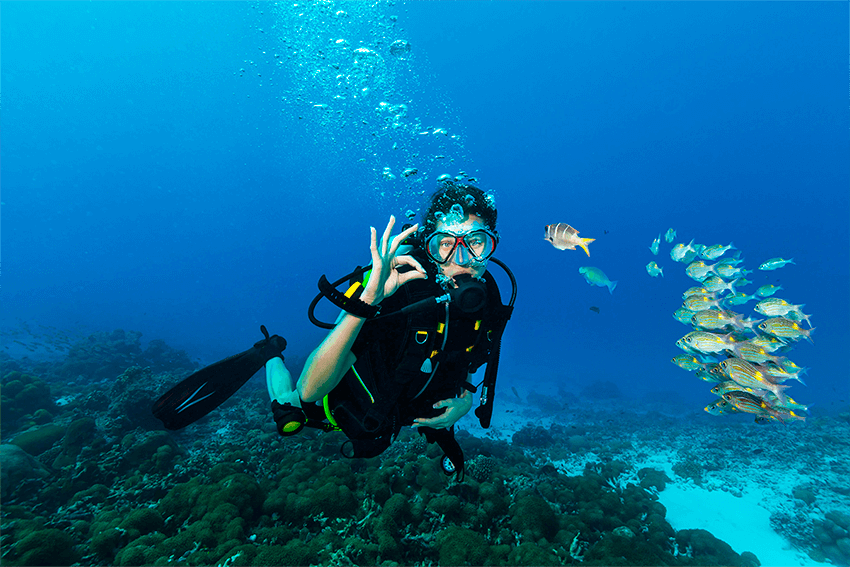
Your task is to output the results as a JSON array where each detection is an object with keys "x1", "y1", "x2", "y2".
[{"x1": 426, "y1": 229, "x2": 496, "y2": 265}]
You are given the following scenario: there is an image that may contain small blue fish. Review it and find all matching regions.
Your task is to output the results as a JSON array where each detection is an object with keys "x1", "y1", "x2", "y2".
[
  {"x1": 759, "y1": 257, "x2": 795, "y2": 271},
  {"x1": 649, "y1": 234, "x2": 661, "y2": 255},
  {"x1": 665, "y1": 228, "x2": 677, "y2": 243},
  {"x1": 646, "y1": 261, "x2": 664, "y2": 278}
]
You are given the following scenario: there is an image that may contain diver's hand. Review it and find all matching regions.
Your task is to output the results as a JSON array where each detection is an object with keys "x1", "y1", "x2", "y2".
[
  {"x1": 412, "y1": 389, "x2": 473, "y2": 430},
  {"x1": 361, "y1": 216, "x2": 427, "y2": 305}
]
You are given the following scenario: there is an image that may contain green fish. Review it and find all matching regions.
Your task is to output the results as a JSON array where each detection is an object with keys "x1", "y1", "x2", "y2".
[
  {"x1": 578, "y1": 267, "x2": 617, "y2": 294},
  {"x1": 758, "y1": 257, "x2": 795, "y2": 271},
  {"x1": 646, "y1": 261, "x2": 664, "y2": 278},
  {"x1": 756, "y1": 284, "x2": 783, "y2": 297},
  {"x1": 722, "y1": 293, "x2": 757, "y2": 307}
]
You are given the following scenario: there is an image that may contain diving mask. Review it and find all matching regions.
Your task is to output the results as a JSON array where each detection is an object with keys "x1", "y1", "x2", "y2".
[{"x1": 425, "y1": 227, "x2": 498, "y2": 266}]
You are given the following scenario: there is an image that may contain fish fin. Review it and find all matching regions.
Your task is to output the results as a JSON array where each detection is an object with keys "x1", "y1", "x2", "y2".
[
  {"x1": 608, "y1": 280, "x2": 618, "y2": 294},
  {"x1": 804, "y1": 327, "x2": 815, "y2": 345},
  {"x1": 580, "y1": 238, "x2": 595, "y2": 257}
]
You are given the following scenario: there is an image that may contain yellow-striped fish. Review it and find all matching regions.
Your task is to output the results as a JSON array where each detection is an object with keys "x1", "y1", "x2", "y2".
[
  {"x1": 685, "y1": 261, "x2": 717, "y2": 282},
  {"x1": 683, "y1": 294, "x2": 723, "y2": 312},
  {"x1": 758, "y1": 317, "x2": 815, "y2": 344},
  {"x1": 671, "y1": 354, "x2": 703, "y2": 371},
  {"x1": 701, "y1": 276, "x2": 737, "y2": 295},
  {"x1": 710, "y1": 380, "x2": 770, "y2": 399},
  {"x1": 690, "y1": 309, "x2": 741, "y2": 331},
  {"x1": 673, "y1": 308, "x2": 697, "y2": 325},
  {"x1": 718, "y1": 358, "x2": 789, "y2": 404},
  {"x1": 683, "y1": 286, "x2": 709, "y2": 298},
  {"x1": 700, "y1": 242, "x2": 736, "y2": 260},
  {"x1": 749, "y1": 335, "x2": 786, "y2": 353},
  {"x1": 677, "y1": 331, "x2": 735, "y2": 354},
  {"x1": 731, "y1": 341, "x2": 785, "y2": 364},
  {"x1": 722, "y1": 391, "x2": 805, "y2": 423},
  {"x1": 754, "y1": 298, "x2": 804, "y2": 318},
  {"x1": 696, "y1": 364, "x2": 727, "y2": 383},
  {"x1": 705, "y1": 398, "x2": 739, "y2": 416}
]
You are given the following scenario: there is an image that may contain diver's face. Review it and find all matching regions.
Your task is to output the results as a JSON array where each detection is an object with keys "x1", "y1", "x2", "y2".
[{"x1": 433, "y1": 214, "x2": 489, "y2": 282}]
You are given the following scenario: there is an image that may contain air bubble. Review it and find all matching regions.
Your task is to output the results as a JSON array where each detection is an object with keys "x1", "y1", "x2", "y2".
[{"x1": 389, "y1": 39, "x2": 411, "y2": 58}]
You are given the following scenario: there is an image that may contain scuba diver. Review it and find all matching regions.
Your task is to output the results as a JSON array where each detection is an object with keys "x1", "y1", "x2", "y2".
[{"x1": 152, "y1": 181, "x2": 515, "y2": 480}]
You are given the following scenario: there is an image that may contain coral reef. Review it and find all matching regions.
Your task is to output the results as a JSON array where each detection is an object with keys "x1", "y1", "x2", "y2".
[{"x1": 2, "y1": 329, "x2": 847, "y2": 566}]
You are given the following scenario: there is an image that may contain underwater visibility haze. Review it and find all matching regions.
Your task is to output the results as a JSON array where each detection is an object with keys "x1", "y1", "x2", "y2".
[{"x1": 1, "y1": 2, "x2": 849, "y2": 566}]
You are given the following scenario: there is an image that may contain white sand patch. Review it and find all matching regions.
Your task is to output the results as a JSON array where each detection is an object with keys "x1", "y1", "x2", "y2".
[{"x1": 660, "y1": 483, "x2": 828, "y2": 567}]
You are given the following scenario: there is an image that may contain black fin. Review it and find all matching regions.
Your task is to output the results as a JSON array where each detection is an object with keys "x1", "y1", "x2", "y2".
[{"x1": 151, "y1": 327, "x2": 286, "y2": 430}]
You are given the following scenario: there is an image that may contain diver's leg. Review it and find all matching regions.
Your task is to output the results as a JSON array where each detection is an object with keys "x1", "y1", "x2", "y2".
[
  {"x1": 266, "y1": 357, "x2": 300, "y2": 406},
  {"x1": 266, "y1": 357, "x2": 306, "y2": 436}
]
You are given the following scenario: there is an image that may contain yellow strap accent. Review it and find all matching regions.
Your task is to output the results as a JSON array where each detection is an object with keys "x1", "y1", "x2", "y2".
[
  {"x1": 474, "y1": 320, "x2": 481, "y2": 330},
  {"x1": 322, "y1": 394, "x2": 339, "y2": 428},
  {"x1": 430, "y1": 350, "x2": 439, "y2": 359},
  {"x1": 466, "y1": 345, "x2": 474, "y2": 352},
  {"x1": 437, "y1": 322, "x2": 445, "y2": 334},
  {"x1": 344, "y1": 281, "x2": 362, "y2": 298}
]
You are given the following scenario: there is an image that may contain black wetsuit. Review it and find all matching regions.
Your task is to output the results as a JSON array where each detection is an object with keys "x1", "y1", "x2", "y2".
[{"x1": 325, "y1": 252, "x2": 502, "y2": 460}]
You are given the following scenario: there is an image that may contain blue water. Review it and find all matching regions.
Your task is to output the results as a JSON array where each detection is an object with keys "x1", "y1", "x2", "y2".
[{"x1": 3, "y1": 1, "x2": 848, "y2": 415}]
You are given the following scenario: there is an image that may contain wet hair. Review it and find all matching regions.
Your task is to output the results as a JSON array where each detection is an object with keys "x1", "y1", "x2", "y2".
[{"x1": 421, "y1": 181, "x2": 497, "y2": 235}]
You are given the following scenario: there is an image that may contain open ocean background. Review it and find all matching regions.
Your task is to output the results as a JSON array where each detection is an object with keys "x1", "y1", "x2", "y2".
[
  {"x1": 4, "y1": 1, "x2": 846, "y2": 413},
  {"x1": 3, "y1": 3, "x2": 850, "y2": 567}
]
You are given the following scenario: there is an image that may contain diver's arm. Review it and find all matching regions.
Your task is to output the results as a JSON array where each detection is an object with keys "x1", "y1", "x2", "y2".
[
  {"x1": 298, "y1": 217, "x2": 426, "y2": 404},
  {"x1": 412, "y1": 374, "x2": 475, "y2": 429}
]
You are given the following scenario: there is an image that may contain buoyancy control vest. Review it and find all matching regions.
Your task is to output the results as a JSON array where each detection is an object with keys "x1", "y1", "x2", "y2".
[{"x1": 325, "y1": 254, "x2": 509, "y2": 476}]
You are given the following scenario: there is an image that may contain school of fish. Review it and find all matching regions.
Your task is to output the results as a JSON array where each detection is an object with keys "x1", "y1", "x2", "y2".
[{"x1": 654, "y1": 230, "x2": 812, "y2": 424}]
